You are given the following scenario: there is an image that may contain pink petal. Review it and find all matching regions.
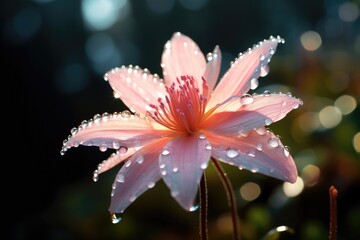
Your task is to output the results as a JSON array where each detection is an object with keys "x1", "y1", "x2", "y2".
[
  {"x1": 61, "y1": 112, "x2": 171, "y2": 154},
  {"x1": 109, "y1": 139, "x2": 169, "y2": 214},
  {"x1": 96, "y1": 147, "x2": 137, "y2": 175},
  {"x1": 104, "y1": 65, "x2": 167, "y2": 116},
  {"x1": 207, "y1": 36, "x2": 284, "y2": 110},
  {"x1": 159, "y1": 134, "x2": 212, "y2": 211},
  {"x1": 208, "y1": 130, "x2": 297, "y2": 183},
  {"x1": 161, "y1": 32, "x2": 206, "y2": 87},
  {"x1": 204, "y1": 93, "x2": 302, "y2": 136},
  {"x1": 204, "y1": 45, "x2": 222, "y2": 94}
]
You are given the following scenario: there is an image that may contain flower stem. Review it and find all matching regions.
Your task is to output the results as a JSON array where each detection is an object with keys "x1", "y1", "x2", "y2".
[
  {"x1": 329, "y1": 185, "x2": 338, "y2": 240},
  {"x1": 211, "y1": 159, "x2": 240, "y2": 240},
  {"x1": 199, "y1": 173, "x2": 208, "y2": 240}
]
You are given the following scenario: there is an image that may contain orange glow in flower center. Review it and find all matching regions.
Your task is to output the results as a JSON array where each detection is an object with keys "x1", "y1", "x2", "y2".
[{"x1": 147, "y1": 75, "x2": 208, "y2": 133}]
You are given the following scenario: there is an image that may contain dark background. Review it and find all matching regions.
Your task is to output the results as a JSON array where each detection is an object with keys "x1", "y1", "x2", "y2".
[{"x1": 4, "y1": 0, "x2": 360, "y2": 239}]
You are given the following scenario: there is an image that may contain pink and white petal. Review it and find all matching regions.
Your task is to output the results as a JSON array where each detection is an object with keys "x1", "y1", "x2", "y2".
[
  {"x1": 161, "y1": 32, "x2": 206, "y2": 87},
  {"x1": 208, "y1": 130, "x2": 297, "y2": 183},
  {"x1": 61, "y1": 113, "x2": 171, "y2": 154},
  {"x1": 104, "y1": 65, "x2": 167, "y2": 116},
  {"x1": 204, "y1": 45, "x2": 222, "y2": 94},
  {"x1": 109, "y1": 139, "x2": 169, "y2": 214},
  {"x1": 96, "y1": 147, "x2": 137, "y2": 175},
  {"x1": 204, "y1": 93, "x2": 302, "y2": 136},
  {"x1": 207, "y1": 36, "x2": 284, "y2": 110},
  {"x1": 159, "y1": 134, "x2": 212, "y2": 211}
]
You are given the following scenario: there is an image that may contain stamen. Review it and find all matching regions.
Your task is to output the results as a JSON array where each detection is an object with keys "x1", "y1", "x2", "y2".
[{"x1": 147, "y1": 75, "x2": 209, "y2": 133}]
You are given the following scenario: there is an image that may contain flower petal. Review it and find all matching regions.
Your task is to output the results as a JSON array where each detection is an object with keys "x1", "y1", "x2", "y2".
[
  {"x1": 95, "y1": 147, "x2": 137, "y2": 175},
  {"x1": 104, "y1": 65, "x2": 167, "y2": 116},
  {"x1": 208, "y1": 130, "x2": 297, "y2": 183},
  {"x1": 204, "y1": 45, "x2": 222, "y2": 94},
  {"x1": 109, "y1": 139, "x2": 169, "y2": 214},
  {"x1": 61, "y1": 112, "x2": 170, "y2": 154},
  {"x1": 159, "y1": 134, "x2": 212, "y2": 211},
  {"x1": 161, "y1": 32, "x2": 206, "y2": 87},
  {"x1": 204, "y1": 93, "x2": 302, "y2": 136},
  {"x1": 207, "y1": 36, "x2": 284, "y2": 109}
]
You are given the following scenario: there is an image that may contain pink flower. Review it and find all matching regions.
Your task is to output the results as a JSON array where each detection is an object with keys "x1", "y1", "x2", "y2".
[{"x1": 61, "y1": 32, "x2": 302, "y2": 218}]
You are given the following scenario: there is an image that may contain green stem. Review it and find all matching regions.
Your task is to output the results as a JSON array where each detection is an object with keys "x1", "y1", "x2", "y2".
[
  {"x1": 199, "y1": 173, "x2": 208, "y2": 240},
  {"x1": 211, "y1": 159, "x2": 240, "y2": 240}
]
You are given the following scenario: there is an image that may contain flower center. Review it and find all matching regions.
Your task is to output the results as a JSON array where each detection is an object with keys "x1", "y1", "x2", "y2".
[{"x1": 147, "y1": 75, "x2": 208, "y2": 133}]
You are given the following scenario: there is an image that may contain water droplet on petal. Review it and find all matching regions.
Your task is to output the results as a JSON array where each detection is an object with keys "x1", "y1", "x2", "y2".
[
  {"x1": 162, "y1": 149, "x2": 170, "y2": 156},
  {"x1": 172, "y1": 167, "x2": 178, "y2": 172},
  {"x1": 116, "y1": 173, "x2": 125, "y2": 183},
  {"x1": 119, "y1": 146, "x2": 128, "y2": 154},
  {"x1": 268, "y1": 138, "x2": 279, "y2": 148},
  {"x1": 121, "y1": 110, "x2": 131, "y2": 118},
  {"x1": 283, "y1": 146, "x2": 290, "y2": 157},
  {"x1": 265, "y1": 118, "x2": 273, "y2": 126},
  {"x1": 111, "y1": 213, "x2": 122, "y2": 224},
  {"x1": 205, "y1": 144, "x2": 212, "y2": 150},
  {"x1": 240, "y1": 94, "x2": 254, "y2": 105},
  {"x1": 189, "y1": 204, "x2": 199, "y2": 212},
  {"x1": 263, "y1": 90, "x2": 271, "y2": 96},
  {"x1": 251, "y1": 168, "x2": 259, "y2": 173},
  {"x1": 256, "y1": 143, "x2": 263, "y2": 151},
  {"x1": 171, "y1": 190, "x2": 179, "y2": 197},
  {"x1": 250, "y1": 78, "x2": 259, "y2": 90},
  {"x1": 125, "y1": 160, "x2": 131, "y2": 167},
  {"x1": 147, "y1": 181, "x2": 155, "y2": 188},
  {"x1": 200, "y1": 162, "x2": 208, "y2": 169},
  {"x1": 256, "y1": 127, "x2": 266, "y2": 135},
  {"x1": 129, "y1": 195, "x2": 136, "y2": 202},
  {"x1": 199, "y1": 134, "x2": 206, "y2": 140},
  {"x1": 136, "y1": 156, "x2": 144, "y2": 164},
  {"x1": 248, "y1": 150, "x2": 256, "y2": 157},
  {"x1": 99, "y1": 143, "x2": 108, "y2": 152},
  {"x1": 226, "y1": 148, "x2": 239, "y2": 158},
  {"x1": 260, "y1": 65, "x2": 269, "y2": 77},
  {"x1": 93, "y1": 170, "x2": 99, "y2": 182}
]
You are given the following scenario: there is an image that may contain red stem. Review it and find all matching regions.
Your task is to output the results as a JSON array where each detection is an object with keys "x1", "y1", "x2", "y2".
[{"x1": 329, "y1": 185, "x2": 338, "y2": 240}]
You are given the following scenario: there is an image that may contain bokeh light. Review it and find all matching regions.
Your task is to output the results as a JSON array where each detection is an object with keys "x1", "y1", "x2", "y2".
[{"x1": 300, "y1": 31, "x2": 322, "y2": 51}]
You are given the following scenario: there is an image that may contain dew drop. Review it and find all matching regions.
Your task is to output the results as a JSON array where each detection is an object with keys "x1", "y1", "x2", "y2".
[
  {"x1": 171, "y1": 190, "x2": 179, "y2": 197},
  {"x1": 99, "y1": 143, "x2": 108, "y2": 152},
  {"x1": 119, "y1": 146, "x2": 128, "y2": 154},
  {"x1": 283, "y1": 146, "x2": 290, "y2": 157},
  {"x1": 268, "y1": 138, "x2": 279, "y2": 148},
  {"x1": 260, "y1": 65, "x2": 269, "y2": 77},
  {"x1": 255, "y1": 127, "x2": 266, "y2": 135},
  {"x1": 240, "y1": 94, "x2": 254, "y2": 105},
  {"x1": 93, "y1": 170, "x2": 99, "y2": 182},
  {"x1": 112, "y1": 142, "x2": 121, "y2": 149},
  {"x1": 162, "y1": 149, "x2": 170, "y2": 156},
  {"x1": 111, "y1": 213, "x2": 122, "y2": 224},
  {"x1": 129, "y1": 195, "x2": 136, "y2": 202},
  {"x1": 251, "y1": 168, "x2": 259, "y2": 173},
  {"x1": 200, "y1": 162, "x2": 208, "y2": 169},
  {"x1": 226, "y1": 148, "x2": 239, "y2": 158},
  {"x1": 172, "y1": 167, "x2": 179, "y2": 172},
  {"x1": 116, "y1": 173, "x2": 125, "y2": 183},
  {"x1": 205, "y1": 144, "x2": 212, "y2": 150},
  {"x1": 250, "y1": 78, "x2": 259, "y2": 90},
  {"x1": 198, "y1": 134, "x2": 206, "y2": 140},
  {"x1": 189, "y1": 204, "x2": 199, "y2": 212},
  {"x1": 121, "y1": 110, "x2": 131, "y2": 118},
  {"x1": 256, "y1": 143, "x2": 263, "y2": 151},
  {"x1": 161, "y1": 170, "x2": 167, "y2": 176},
  {"x1": 263, "y1": 90, "x2": 271, "y2": 96},
  {"x1": 265, "y1": 118, "x2": 273, "y2": 126},
  {"x1": 147, "y1": 181, "x2": 155, "y2": 188},
  {"x1": 248, "y1": 150, "x2": 256, "y2": 157},
  {"x1": 159, "y1": 163, "x2": 165, "y2": 169},
  {"x1": 136, "y1": 156, "x2": 144, "y2": 164},
  {"x1": 125, "y1": 160, "x2": 131, "y2": 168}
]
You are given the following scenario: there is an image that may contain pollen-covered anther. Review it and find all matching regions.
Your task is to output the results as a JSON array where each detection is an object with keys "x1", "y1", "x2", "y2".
[{"x1": 147, "y1": 75, "x2": 208, "y2": 133}]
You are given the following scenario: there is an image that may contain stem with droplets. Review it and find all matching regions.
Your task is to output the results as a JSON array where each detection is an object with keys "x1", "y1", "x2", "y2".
[
  {"x1": 199, "y1": 173, "x2": 208, "y2": 240},
  {"x1": 211, "y1": 158, "x2": 240, "y2": 240}
]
